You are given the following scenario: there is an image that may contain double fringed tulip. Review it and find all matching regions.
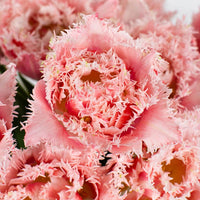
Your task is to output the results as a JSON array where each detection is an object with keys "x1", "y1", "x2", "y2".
[{"x1": 25, "y1": 16, "x2": 179, "y2": 155}]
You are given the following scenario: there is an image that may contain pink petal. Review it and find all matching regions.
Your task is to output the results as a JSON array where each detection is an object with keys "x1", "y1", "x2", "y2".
[
  {"x1": 0, "y1": 64, "x2": 17, "y2": 130},
  {"x1": 114, "y1": 101, "x2": 179, "y2": 154},
  {"x1": 0, "y1": 127, "x2": 16, "y2": 192},
  {"x1": 24, "y1": 80, "x2": 84, "y2": 150},
  {"x1": 16, "y1": 53, "x2": 42, "y2": 80},
  {"x1": 180, "y1": 73, "x2": 200, "y2": 110},
  {"x1": 132, "y1": 102, "x2": 179, "y2": 150},
  {"x1": 192, "y1": 9, "x2": 200, "y2": 52},
  {"x1": 91, "y1": 0, "x2": 119, "y2": 19}
]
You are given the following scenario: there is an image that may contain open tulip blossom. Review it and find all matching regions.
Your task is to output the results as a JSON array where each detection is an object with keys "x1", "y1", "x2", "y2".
[{"x1": 0, "y1": 0, "x2": 200, "y2": 199}]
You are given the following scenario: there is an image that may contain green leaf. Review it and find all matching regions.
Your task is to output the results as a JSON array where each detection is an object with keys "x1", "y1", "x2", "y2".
[
  {"x1": 12, "y1": 73, "x2": 34, "y2": 149},
  {"x1": 0, "y1": 65, "x2": 35, "y2": 148},
  {"x1": 0, "y1": 64, "x2": 6, "y2": 73}
]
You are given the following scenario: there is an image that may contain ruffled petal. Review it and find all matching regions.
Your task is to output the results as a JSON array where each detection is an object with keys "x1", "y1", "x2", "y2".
[
  {"x1": 24, "y1": 80, "x2": 84, "y2": 150},
  {"x1": 113, "y1": 100, "x2": 179, "y2": 154},
  {"x1": 0, "y1": 126, "x2": 16, "y2": 192},
  {"x1": 0, "y1": 64, "x2": 17, "y2": 130},
  {"x1": 180, "y1": 73, "x2": 200, "y2": 110}
]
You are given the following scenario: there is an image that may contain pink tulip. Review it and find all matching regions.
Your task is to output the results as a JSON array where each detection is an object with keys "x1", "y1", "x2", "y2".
[
  {"x1": 143, "y1": 141, "x2": 200, "y2": 199},
  {"x1": 0, "y1": 0, "x2": 91, "y2": 79},
  {"x1": 0, "y1": 142, "x2": 101, "y2": 200},
  {"x1": 132, "y1": 18, "x2": 200, "y2": 105},
  {"x1": 25, "y1": 15, "x2": 179, "y2": 155}
]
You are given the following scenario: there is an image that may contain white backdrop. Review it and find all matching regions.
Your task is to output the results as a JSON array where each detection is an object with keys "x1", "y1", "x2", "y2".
[{"x1": 165, "y1": 0, "x2": 200, "y2": 23}]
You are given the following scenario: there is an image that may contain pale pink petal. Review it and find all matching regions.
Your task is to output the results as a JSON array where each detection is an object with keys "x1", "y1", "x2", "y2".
[
  {"x1": 16, "y1": 53, "x2": 41, "y2": 80},
  {"x1": 129, "y1": 101, "x2": 179, "y2": 151},
  {"x1": 180, "y1": 73, "x2": 200, "y2": 110},
  {"x1": 0, "y1": 63, "x2": 17, "y2": 130},
  {"x1": 175, "y1": 108, "x2": 200, "y2": 144},
  {"x1": 113, "y1": 100, "x2": 179, "y2": 155},
  {"x1": 90, "y1": 0, "x2": 119, "y2": 19},
  {"x1": 0, "y1": 127, "x2": 16, "y2": 192}
]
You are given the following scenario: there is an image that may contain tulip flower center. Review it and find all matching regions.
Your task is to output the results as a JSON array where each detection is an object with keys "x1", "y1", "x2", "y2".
[
  {"x1": 28, "y1": 13, "x2": 66, "y2": 46},
  {"x1": 78, "y1": 180, "x2": 97, "y2": 199},
  {"x1": 119, "y1": 182, "x2": 131, "y2": 196},
  {"x1": 34, "y1": 172, "x2": 51, "y2": 183},
  {"x1": 162, "y1": 158, "x2": 186, "y2": 184},
  {"x1": 23, "y1": 196, "x2": 31, "y2": 200},
  {"x1": 49, "y1": 50, "x2": 142, "y2": 140},
  {"x1": 81, "y1": 69, "x2": 101, "y2": 83}
]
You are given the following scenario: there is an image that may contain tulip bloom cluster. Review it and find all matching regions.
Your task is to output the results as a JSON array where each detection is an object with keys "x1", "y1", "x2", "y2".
[{"x1": 0, "y1": 0, "x2": 200, "y2": 199}]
